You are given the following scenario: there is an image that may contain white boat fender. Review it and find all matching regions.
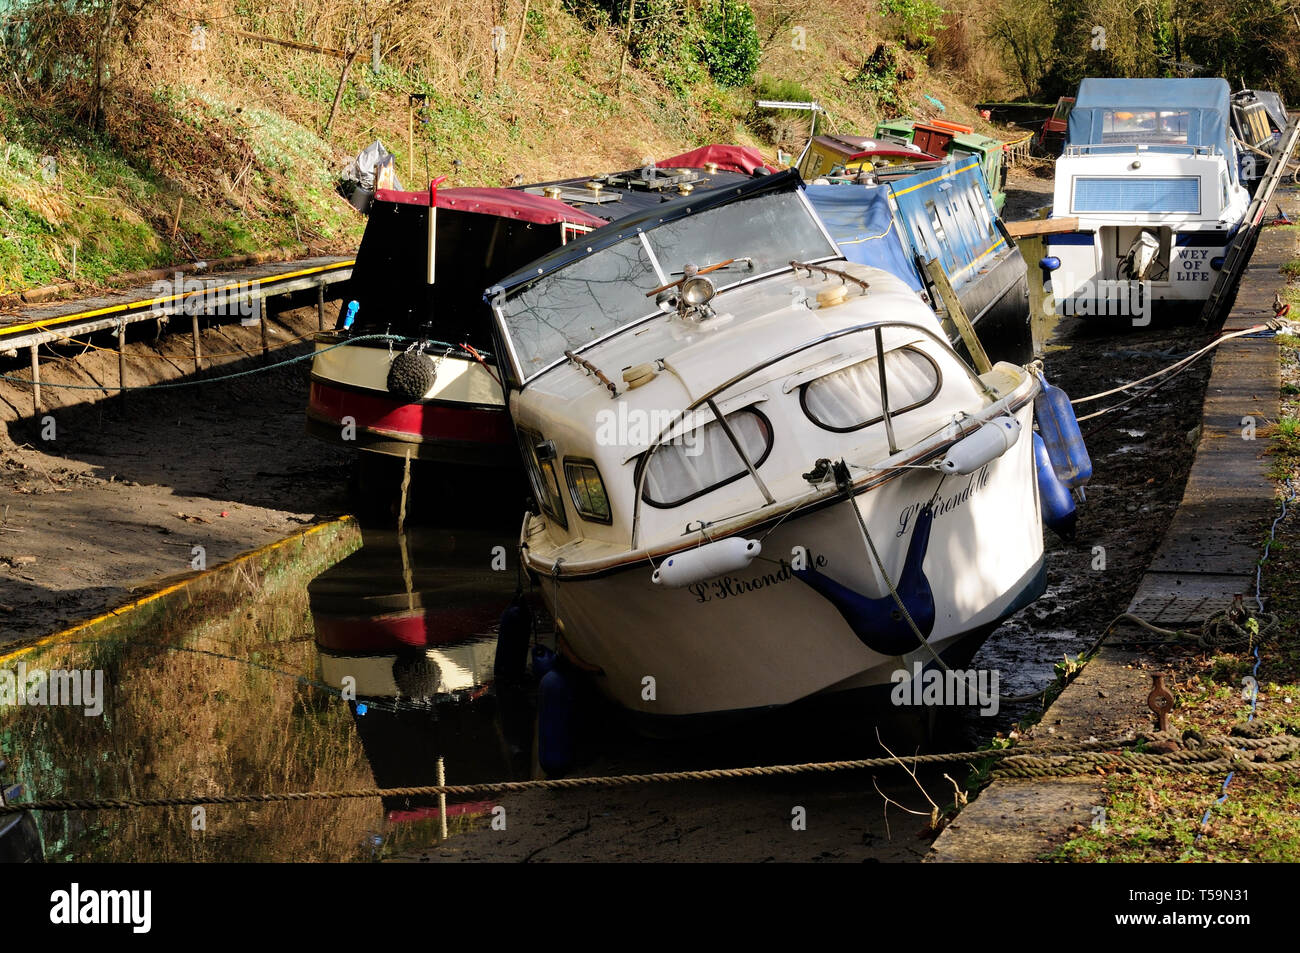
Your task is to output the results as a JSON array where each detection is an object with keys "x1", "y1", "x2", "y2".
[
  {"x1": 651, "y1": 538, "x2": 761, "y2": 588},
  {"x1": 939, "y1": 416, "x2": 1021, "y2": 475}
]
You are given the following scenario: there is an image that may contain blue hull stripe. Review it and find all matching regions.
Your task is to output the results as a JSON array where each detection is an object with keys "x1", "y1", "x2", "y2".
[
  {"x1": 1046, "y1": 233, "x2": 1095, "y2": 246},
  {"x1": 1175, "y1": 228, "x2": 1237, "y2": 247},
  {"x1": 1048, "y1": 229, "x2": 1238, "y2": 249}
]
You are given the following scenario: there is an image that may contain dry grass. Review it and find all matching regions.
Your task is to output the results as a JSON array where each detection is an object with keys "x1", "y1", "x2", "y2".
[{"x1": 0, "y1": 0, "x2": 1030, "y2": 289}]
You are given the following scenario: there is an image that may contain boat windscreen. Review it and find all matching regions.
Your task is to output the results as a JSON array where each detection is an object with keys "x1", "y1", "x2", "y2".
[
  {"x1": 348, "y1": 203, "x2": 565, "y2": 348},
  {"x1": 1097, "y1": 109, "x2": 1191, "y2": 144},
  {"x1": 1067, "y1": 79, "x2": 1231, "y2": 155},
  {"x1": 496, "y1": 189, "x2": 836, "y2": 381}
]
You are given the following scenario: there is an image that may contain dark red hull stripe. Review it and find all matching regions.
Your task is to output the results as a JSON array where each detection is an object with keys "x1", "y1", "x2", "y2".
[
  {"x1": 314, "y1": 606, "x2": 505, "y2": 651},
  {"x1": 308, "y1": 380, "x2": 513, "y2": 446}
]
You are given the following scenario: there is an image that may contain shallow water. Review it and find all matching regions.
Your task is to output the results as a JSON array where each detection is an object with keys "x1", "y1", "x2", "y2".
[
  {"x1": 0, "y1": 523, "x2": 531, "y2": 861},
  {"x1": 0, "y1": 483, "x2": 1141, "y2": 861}
]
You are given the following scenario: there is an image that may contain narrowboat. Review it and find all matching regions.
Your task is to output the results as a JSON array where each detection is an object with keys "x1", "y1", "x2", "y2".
[
  {"x1": 796, "y1": 133, "x2": 934, "y2": 181},
  {"x1": 874, "y1": 118, "x2": 1010, "y2": 210},
  {"x1": 487, "y1": 170, "x2": 1048, "y2": 730},
  {"x1": 1036, "y1": 96, "x2": 1075, "y2": 156},
  {"x1": 1045, "y1": 78, "x2": 1251, "y2": 318},
  {"x1": 307, "y1": 160, "x2": 773, "y2": 466},
  {"x1": 306, "y1": 186, "x2": 606, "y2": 465},
  {"x1": 1231, "y1": 87, "x2": 1290, "y2": 192},
  {"x1": 806, "y1": 155, "x2": 1034, "y2": 364}
]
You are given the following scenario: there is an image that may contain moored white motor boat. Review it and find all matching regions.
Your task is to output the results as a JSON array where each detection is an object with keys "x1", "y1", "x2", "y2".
[
  {"x1": 1046, "y1": 78, "x2": 1252, "y2": 319},
  {"x1": 487, "y1": 170, "x2": 1048, "y2": 731}
]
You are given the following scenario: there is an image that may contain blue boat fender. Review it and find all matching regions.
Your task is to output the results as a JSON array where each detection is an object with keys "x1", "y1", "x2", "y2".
[
  {"x1": 493, "y1": 596, "x2": 532, "y2": 686},
  {"x1": 1034, "y1": 371, "x2": 1093, "y2": 500},
  {"x1": 531, "y1": 643, "x2": 558, "y2": 681},
  {"x1": 538, "y1": 664, "x2": 576, "y2": 778},
  {"x1": 1034, "y1": 432, "x2": 1078, "y2": 540}
]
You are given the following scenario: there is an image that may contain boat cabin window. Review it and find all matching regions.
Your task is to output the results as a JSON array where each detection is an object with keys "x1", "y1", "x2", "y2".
[
  {"x1": 1072, "y1": 177, "x2": 1201, "y2": 214},
  {"x1": 800, "y1": 346, "x2": 941, "y2": 432},
  {"x1": 638, "y1": 408, "x2": 774, "y2": 509},
  {"x1": 1098, "y1": 110, "x2": 1191, "y2": 145},
  {"x1": 498, "y1": 190, "x2": 836, "y2": 380},
  {"x1": 518, "y1": 429, "x2": 568, "y2": 528},
  {"x1": 564, "y1": 459, "x2": 612, "y2": 523},
  {"x1": 964, "y1": 192, "x2": 994, "y2": 240},
  {"x1": 926, "y1": 201, "x2": 947, "y2": 246}
]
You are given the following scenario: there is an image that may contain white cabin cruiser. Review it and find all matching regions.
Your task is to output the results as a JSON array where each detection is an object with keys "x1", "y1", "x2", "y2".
[
  {"x1": 1047, "y1": 78, "x2": 1250, "y2": 318},
  {"x1": 487, "y1": 172, "x2": 1047, "y2": 729}
]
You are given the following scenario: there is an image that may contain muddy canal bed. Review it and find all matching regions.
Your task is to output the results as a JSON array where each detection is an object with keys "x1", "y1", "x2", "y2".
[
  {"x1": 972, "y1": 313, "x2": 1214, "y2": 734},
  {"x1": 0, "y1": 283, "x2": 1222, "y2": 861}
]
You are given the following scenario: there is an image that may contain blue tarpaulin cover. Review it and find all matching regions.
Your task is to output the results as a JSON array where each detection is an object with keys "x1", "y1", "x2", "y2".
[
  {"x1": 804, "y1": 183, "x2": 923, "y2": 291},
  {"x1": 1066, "y1": 78, "x2": 1232, "y2": 158}
]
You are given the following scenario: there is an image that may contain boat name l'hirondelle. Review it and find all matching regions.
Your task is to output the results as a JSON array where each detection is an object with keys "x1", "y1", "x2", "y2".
[
  {"x1": 895, "y1": 465, "x2": 991, "y2": 537},
  {"x1": 687, "y1": 553, "x2": 829, "y2": 604}
]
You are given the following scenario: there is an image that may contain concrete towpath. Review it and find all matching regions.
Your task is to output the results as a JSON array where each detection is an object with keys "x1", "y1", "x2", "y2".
[{"x1": 927, "y1": 200, "x2": 1297, "y2": 862}]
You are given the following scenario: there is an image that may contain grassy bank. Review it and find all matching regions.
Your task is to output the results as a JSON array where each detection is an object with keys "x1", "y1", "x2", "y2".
[
  {"x1": 0, "y1": 0, "x2": 1006, "y2": 295},
  {"x1": 1045, "y1": 317, "x2": 1300, "y2": 863}
]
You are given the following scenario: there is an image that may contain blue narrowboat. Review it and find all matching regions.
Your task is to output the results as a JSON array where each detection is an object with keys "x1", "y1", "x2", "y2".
[{"x1": 806, "y1": 156, "x2": 1033, "y2": 364}]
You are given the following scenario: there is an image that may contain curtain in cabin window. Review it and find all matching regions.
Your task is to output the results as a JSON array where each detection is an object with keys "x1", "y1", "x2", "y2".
[
  {"x1": 801, "y1": 347, "x2": 940, "y2": 432},
  {"x1": 642, "y1": 411, "x2": 771, "y2": 507}
]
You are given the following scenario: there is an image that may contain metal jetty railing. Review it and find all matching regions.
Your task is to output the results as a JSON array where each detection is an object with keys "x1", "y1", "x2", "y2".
[
  {"x1": 1202, "y1": 119, "x2": 1300, "y2": 323},
  {"x1": 0, "y1": 256, "x2": 353, "y2": 413}
]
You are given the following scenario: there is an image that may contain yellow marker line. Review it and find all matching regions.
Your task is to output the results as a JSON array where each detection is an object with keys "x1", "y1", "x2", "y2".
[
  {"x1": 890, "y1": 159, "x2": 981, "y2": 198},
  {"x1": 948, "y1": 236, "x2": 1008, "y2": 282},
  {"x1": 0, "y1": 516, "x2": 354, "y2": 666},
  {"x1": 0, "y1": 260, "x2": 356, "y2": 339}
]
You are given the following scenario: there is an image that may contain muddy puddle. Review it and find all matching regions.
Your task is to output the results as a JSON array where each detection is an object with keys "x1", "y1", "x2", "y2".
[{"x1": 0, "y1": 522, "x2": 539, "y2": 861}]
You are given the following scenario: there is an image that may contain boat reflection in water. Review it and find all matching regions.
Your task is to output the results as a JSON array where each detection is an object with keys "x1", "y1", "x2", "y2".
[{"x1": 308, "y1": 525, "x2": 536, "y2": 834}]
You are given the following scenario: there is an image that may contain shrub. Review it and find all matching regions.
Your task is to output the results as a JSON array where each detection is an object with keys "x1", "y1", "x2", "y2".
[{"x1": 696, "y1": 0, "x2": 759, "y2": 88}]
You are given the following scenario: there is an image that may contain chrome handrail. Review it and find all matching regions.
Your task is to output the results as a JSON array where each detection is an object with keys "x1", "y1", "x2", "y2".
[
  {"x1": 628, "y1": 318, "x2": 1000, "y2": 548},
  {"x1": 1063, "y1": 143, "x2": 1217, "y2": 158}
]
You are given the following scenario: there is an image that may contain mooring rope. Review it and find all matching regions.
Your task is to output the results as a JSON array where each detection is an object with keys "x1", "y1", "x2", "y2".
[
  {"x1": 45, "y1": 324, "x2": 320, "y2": 360},
  {"x1": 1068, "y1": 322, "x2": 1274, "y2": 408},
  {"x1": 1106, "y1": 609, "x2": 1282, "y2": 652},
  {"x1": 3, "y1": 731, "x2": 1296, "y2": 816}
]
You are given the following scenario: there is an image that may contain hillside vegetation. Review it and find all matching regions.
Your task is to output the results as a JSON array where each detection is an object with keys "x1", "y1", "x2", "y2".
[{"x1": 0, "y1": 0, "x2": 1294, "y2": 293}]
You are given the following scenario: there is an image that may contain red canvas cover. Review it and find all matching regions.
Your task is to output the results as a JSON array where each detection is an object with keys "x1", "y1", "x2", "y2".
[
  {"x1": 657, "y1": 144, "x2": 779, "y2": 175},
  {"x1": 372, "y1": 186, "x2": 607, "y2": 228}
]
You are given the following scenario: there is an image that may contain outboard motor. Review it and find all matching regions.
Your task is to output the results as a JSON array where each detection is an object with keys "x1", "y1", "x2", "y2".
[{"x1": 1120, "y1": 231, "x2": 1160, "y2": 281}]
